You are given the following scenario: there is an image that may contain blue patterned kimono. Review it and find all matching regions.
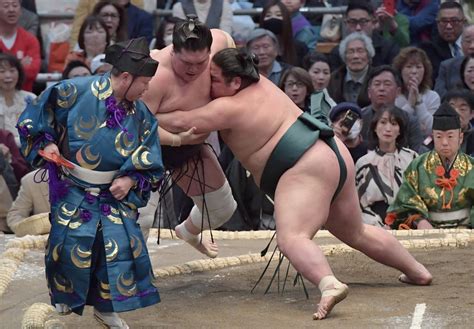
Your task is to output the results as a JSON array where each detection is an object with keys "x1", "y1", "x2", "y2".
[{"x1": 17, "y1": 73, "x2": 163, "y2": 315}]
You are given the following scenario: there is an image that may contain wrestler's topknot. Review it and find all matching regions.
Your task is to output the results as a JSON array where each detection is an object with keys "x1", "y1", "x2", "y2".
[{"x1": 173, "y1": 15, "x2": 213, "y2": 52}]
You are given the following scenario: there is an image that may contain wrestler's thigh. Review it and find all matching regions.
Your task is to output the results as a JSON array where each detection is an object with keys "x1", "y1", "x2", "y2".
[
  {"x1": 174, "y1": 145, "x2": 227, "y2": 196},
  {"x1": 324, "y1": 139, "x2": 365, "y2": 242},
  {"x1": 273, "y1": 143, "x2": 339, "y2": 239}
]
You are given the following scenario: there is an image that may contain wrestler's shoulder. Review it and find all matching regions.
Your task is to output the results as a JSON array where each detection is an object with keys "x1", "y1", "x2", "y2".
[{"x1": 210, "y1": 29, "x2": 235, "y2": 53}]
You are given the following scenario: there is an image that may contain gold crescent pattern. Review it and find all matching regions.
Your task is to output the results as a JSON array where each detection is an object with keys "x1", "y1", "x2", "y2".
[
  {"x1": 90, "y1": 77, "x2": 113, "y2": 100},
  {"x1": 107, "y1": 214, "x2": 123, "y2": 224},
  {"x1": 122, "y1": 202, "x2": 137, "y2": 210},
  {"x1": 74, "y1": 115, "x2": 99, "y2": 140},
  {"x1": 76, "y1": 145, "x2": 101, "y2": 170},
  {"x1": 115, "y1": 131, "x2": 137, "y2": 157},
  {"x1": 61, "y1": 203, "x2": 76, "y2": 216},
  {"x1": 105, "y1": 239, "x2": 119, "y2": 262},
  {"x1": 68, "y1": 209, "x2": 82, "y2": 229},
  {"x1": 99, "y1": 280, "x2": 111, "y2": 300},
  {"x1": 116, "y1": 272, "x2": 137, "y2": 297},
  {"x1": 52, "y1": 243, "x2": 63, "y2": 262},
  {"x1": 132, "y1": 146, "x2": 153, "y2": 170},
  {"x1": 70, "y1": 244, "x2": 92, "y2": 269},
  {"x1": 130, "y1": 235, "x2": 143, "y2": 259},
  {"x1": 57, "y1": 82, "x2": 78, "y2": 108},
  {"x1": 53, "y1": 273, "x2": 74, "y2": 293}
]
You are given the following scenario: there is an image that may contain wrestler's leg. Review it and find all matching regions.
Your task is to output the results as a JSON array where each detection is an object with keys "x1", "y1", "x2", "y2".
[
  {"x1": 273, "y1": 143, "x2": 348, "y2": 320},
  {"x1": 174, "y1": 145, "x2": 235, "y2": 257},
  {"x1": 325, "y1": 140, "x2": 432, "y2": 286}
]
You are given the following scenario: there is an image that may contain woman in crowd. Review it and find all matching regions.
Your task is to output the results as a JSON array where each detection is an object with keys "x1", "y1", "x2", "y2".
[
  {"x1": 461, "y1": 54, "x2": 474, "y2": 91},
  {"x1": 259, "y1": 0, "x2": 308, "y2": 66},
  {"x1": 152, "y1": 16, "x2": 180, "y2": 50},
  {"x1": 355, "y1": 106, "x2": 417, "y2": 227},
  {"x1": 0, "y1": 54, "x2": 36, "y2": 145},
  {"x1": 62, "y1": 60, "x2": 92, "y2": 80},
  {"x1": 393, "y1": 47, "x2": 440, "y2": 139},
  {"x1": 302, "y1": 51, "x2": 336, "y2": 107},
  {"x1": 93, "y1": 0, "x2": 128, "y2": 44},
  {"x1": 65, "y1": 15, "x2": 110, "y2": 69},
  {"x1": 279, "y1": 67, "x2": 314, "y2": 112}
]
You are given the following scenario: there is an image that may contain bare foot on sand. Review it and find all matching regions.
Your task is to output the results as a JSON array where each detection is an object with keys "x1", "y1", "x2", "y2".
[
  {"x1": 399, "y1": 263, "x2": 433, "y2": 285},
  {"x1": 175, "y1": 224, "x2": 219, "y2": 258},
  {"x1": 313, "y1": 282, "x2": 349, "y2": 320}
]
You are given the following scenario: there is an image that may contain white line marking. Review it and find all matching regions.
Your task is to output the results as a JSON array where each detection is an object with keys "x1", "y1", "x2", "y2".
[{"x1": 410, "y1": 303, "x2": 426, "y2": 329}]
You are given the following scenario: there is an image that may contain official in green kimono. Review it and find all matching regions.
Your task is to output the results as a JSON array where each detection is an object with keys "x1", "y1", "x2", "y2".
[
  {"x1": 17, "y1": 37, "x2": 162, "y2": 328},
  {"x1": 385, "y1": 103, "x2": 474, "y2": 230}
]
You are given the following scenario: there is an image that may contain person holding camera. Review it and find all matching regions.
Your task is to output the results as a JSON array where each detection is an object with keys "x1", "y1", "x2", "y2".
[
  {"x1": 355, "y1": 106, "x2": 417, "y2": 227},
  {"x1": 329, "y1": 102, "x2": 367, "y2": 163}
]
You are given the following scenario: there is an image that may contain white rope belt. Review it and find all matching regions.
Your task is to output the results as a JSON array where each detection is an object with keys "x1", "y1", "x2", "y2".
[
  {"x1": 63, "y1": 160, "x2": 118, "y2": 185},
  {"x1": 429, "y1": 208, "x2": 470, "y2": 223}
]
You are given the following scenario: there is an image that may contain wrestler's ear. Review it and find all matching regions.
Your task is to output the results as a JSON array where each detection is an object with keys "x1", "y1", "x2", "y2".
[{"x1": 230, "y1": 76, "x2": 241, "y2": 91}]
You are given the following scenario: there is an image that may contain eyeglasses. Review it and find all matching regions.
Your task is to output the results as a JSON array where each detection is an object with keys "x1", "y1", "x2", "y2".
[
  {"x1": 284, "y1": 81, "x2": 306, "y2": 89},
  {"x1": 437, "y1": 18, "x2": 465, "y2": 26},
  {"x1": 100, "y1": 13, "x2": 119, "y2": 20},
  {"x1": 345, "y1": 18, "x2": 371, "y2": 27}
]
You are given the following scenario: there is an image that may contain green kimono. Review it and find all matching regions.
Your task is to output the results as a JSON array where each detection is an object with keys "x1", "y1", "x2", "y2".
[{"x1": 386, "y1": 151, "x2": 474, "y2": 229}]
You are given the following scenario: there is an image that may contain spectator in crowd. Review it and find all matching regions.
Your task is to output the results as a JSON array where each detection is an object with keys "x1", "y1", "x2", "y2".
[
  {"x1": 327, "y1": 32, "x2": 373, "y2": 107},
  {"x1": 117, "y1": 0, "x2": 154, "y2": 43},
  {"x1": 444, "y1": 89, "x2": 474, "y2": 156},
  {"x1": 386, "y1": 103, "x2": 474, "y2": 229},
  {"x1": 0, "y1": 53, "x2": 36, "y2": 145},
  {"x1": 69, "y1": 0, "x2": 143, "y2": 47},
  {"x1": 302, "y1": 52, "x2": 336, "y2": 107},
  {"x1": 397, "y1": 0, "x2": 439, "y2": 45},
  {"x1": 172, "y1": 0, "x2": 233, "y2": 34},
  {"x1": 0, "y1": 148, "x2": 18, "y2": 233},
  {"x1": 355, "y1": 106, "x2": 417, "y2": 227},
  {"x1": 18, "y1": 5, "x2": 38, "y2": 36},
  {"x1": 6, "y1": 169, "x2": 49, "y2": 235},
  {"x1": 329, "y1": 102, "x2": 367, "y2": 163},
  {"x1": 246, "y1": 28, "x2": 290, "y2": 85},
  {"x1": 61, "y1": 60, "x2": 92, "y2": 80},
  {"x1": 0, "y1": 129, "x2": 28, "y2": 182},
  {"x1": 460, "y1": 54, "x2": 474, "y2": 91},
  {"x1": 281, "y1": 0, "x2": 318, "y2": 49},
  {"x1": 65, "y1": 15, "x2": 110, "y2": 69},
  {"x1": 93, "y1": 1, "x2": 128, "y2": 43},
  {"x1": 361, "y1": 65, "x2": 423, "y2": 152},
  {"x1": 0, "y1": 0, "x2": 40, "y2": 92},
  {"x1": 152, "y1": 16, "x2": 180, "y2": 50},
  {"x1": 393, "y1": 47, "x2": 440, "y2": 139},
  {"x1": 421, "y1": 1, "x2": 466, "y2": 83},
  {"x1": 328, "y1": 1, "x2": 400, "y2": 71},
  {"x1": 260, "y1": 0, "x2": 308, "y2": 67},
  {"x1": 435, "y1": 24, "x2": 474, "y2": 98},
  {"x1": 374, "y1": 1, "x2": 410, "y2": 47},
  {"x1": 90, "y1": 53, "x2": 112, "y2": 74},
  {"x1": 280, "y1": 67, "x2": 314, "y2": 112}
]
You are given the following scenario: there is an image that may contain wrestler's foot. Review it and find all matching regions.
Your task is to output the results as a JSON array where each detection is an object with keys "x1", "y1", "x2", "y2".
[
  {"x1": 313, "y1": 276, "x2": 349, "y2": 320},
  {"x1": 55, "y1": 303, "x2": 72, "y2": 315},
  {"x1": 93, "y1": 309, "x2": 129, "y2": 329},
  {"x1": 399, "y1": 263, "x2": 432, "y2": 286},
  {"x1": 175, "y1": 223, "x2": 219, "y2": 258}
]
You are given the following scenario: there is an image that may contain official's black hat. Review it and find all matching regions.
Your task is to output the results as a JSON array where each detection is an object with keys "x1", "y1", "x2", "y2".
[
  {"x1": 432, "y1": 103, "x2": 461, "y2": 131},
  {"x1": 105, "y1": 37, "x2": 158, "y2": 77}
]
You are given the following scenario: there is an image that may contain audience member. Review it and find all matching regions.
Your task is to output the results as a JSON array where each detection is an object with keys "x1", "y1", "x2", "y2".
[
  {"x1": 61, "y1": 60, "x2": 92, "y2": 80},
  {"x1": 329, "y1": 102, "x2": 367, "y2": 163},
  {"x1": 246, "y1": 28, "x2": 290, "y2": 85},
  {"x1": 6, "y1": 169, "x2": 49, "y2": 235},
  {"x1": 279, "y1": 66, "x2": 314, "y2": 112},
  {"x1": 355, "y1": 106, "x2": 417, "y2": 227},
  {"x1": 302, "y1": 52, "x2": 336, "y2": 106},
  {"x1": 118, "y1": 0, "x2": 154, "y2": 43},
  {"x1": 93, "y1": 1, "x2": 128, "y2": 43},
  {"x1": 327, "y1": 32, "x2": 373, "y2": 107},
  {"x1": 460, "y1": 54, "x2": 474, "y2": 91},
  {"x1": 173, "y1": 0, "x2": 233, "y2": 34},
  {"x1": 90, "y1": 53, "x2": 112, "y2": 74},
  {"x1": 69, "y1": 0, "x2": 143, "y2": 47},
  {"x1": 65, "y1": 15, "x2": 110, "y2": 69},
  {"x1": 0, "y1": 129, "x2": 28, "y2": 181},
  {"x1": 0, "y1": 0, "x2": 40, "y2": 92},
  {"x1": 374, "y1": 1, "x2": 410, "y2": 47},
  {"x1": 0, "y1": 145, "x2": 19, "y2": 233},
  {"x1": 393, "y1": 47, "x2": 440, "y2": 138},
  {"x1": 435, "y1": 24, "x2": 474, "y2": 98},
  {"x1": 281, "y1": 0, "x2": 318, "y2": 49},
  {"x1": 328, "y1": 1, "x2": 400, "y2": 71},
  {"x1": 421, "y1": 1, "x2": 466, "y2": 82},
  {"x1": 386, "y1": 103, "x2": 473, "y2": 229},
  {"x1": 18, "y1": 5, "x2": 38, "y2": 36},
  {"x1": 0, "y1": 53, "x2": 36, "y2": 144},
  {"x1": 361, "y1": 65, "x2": 423, "y2": 152},
  {"x1": 443, "y1": 89, "x2": 474, "y2": 156},
  {"x1": 260, "y1": 0, "x2": 308, "y2": 67},
  {"x1": 152, "y1": 16, "x2": 180, "y2": 50},
  {"x1": 397, "y1": 0, "x2": 440, "y2": 45}
]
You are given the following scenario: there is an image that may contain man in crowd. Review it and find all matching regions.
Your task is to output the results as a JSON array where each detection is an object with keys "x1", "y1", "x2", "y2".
[
  {"x1": 158, "y1": 47, "x2": 432, "y2": 321},
  {"x1": 386, "y1": 103, "x2": 474, "y2": 229},
  {"x1": 141, "y1": 16, "x2": 237, "y2": 258}
]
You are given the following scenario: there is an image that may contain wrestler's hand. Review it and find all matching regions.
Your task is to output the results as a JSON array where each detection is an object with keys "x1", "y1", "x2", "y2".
[
  {"x1": 43, "y1": 143, "x2": 60, "y2": 157},
  {"x1": 178, "y1": 127, "x2": 209, "y2": 145},
  {"x1": 110, "y1": 176, "x2": 135, "y2": 200}
]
